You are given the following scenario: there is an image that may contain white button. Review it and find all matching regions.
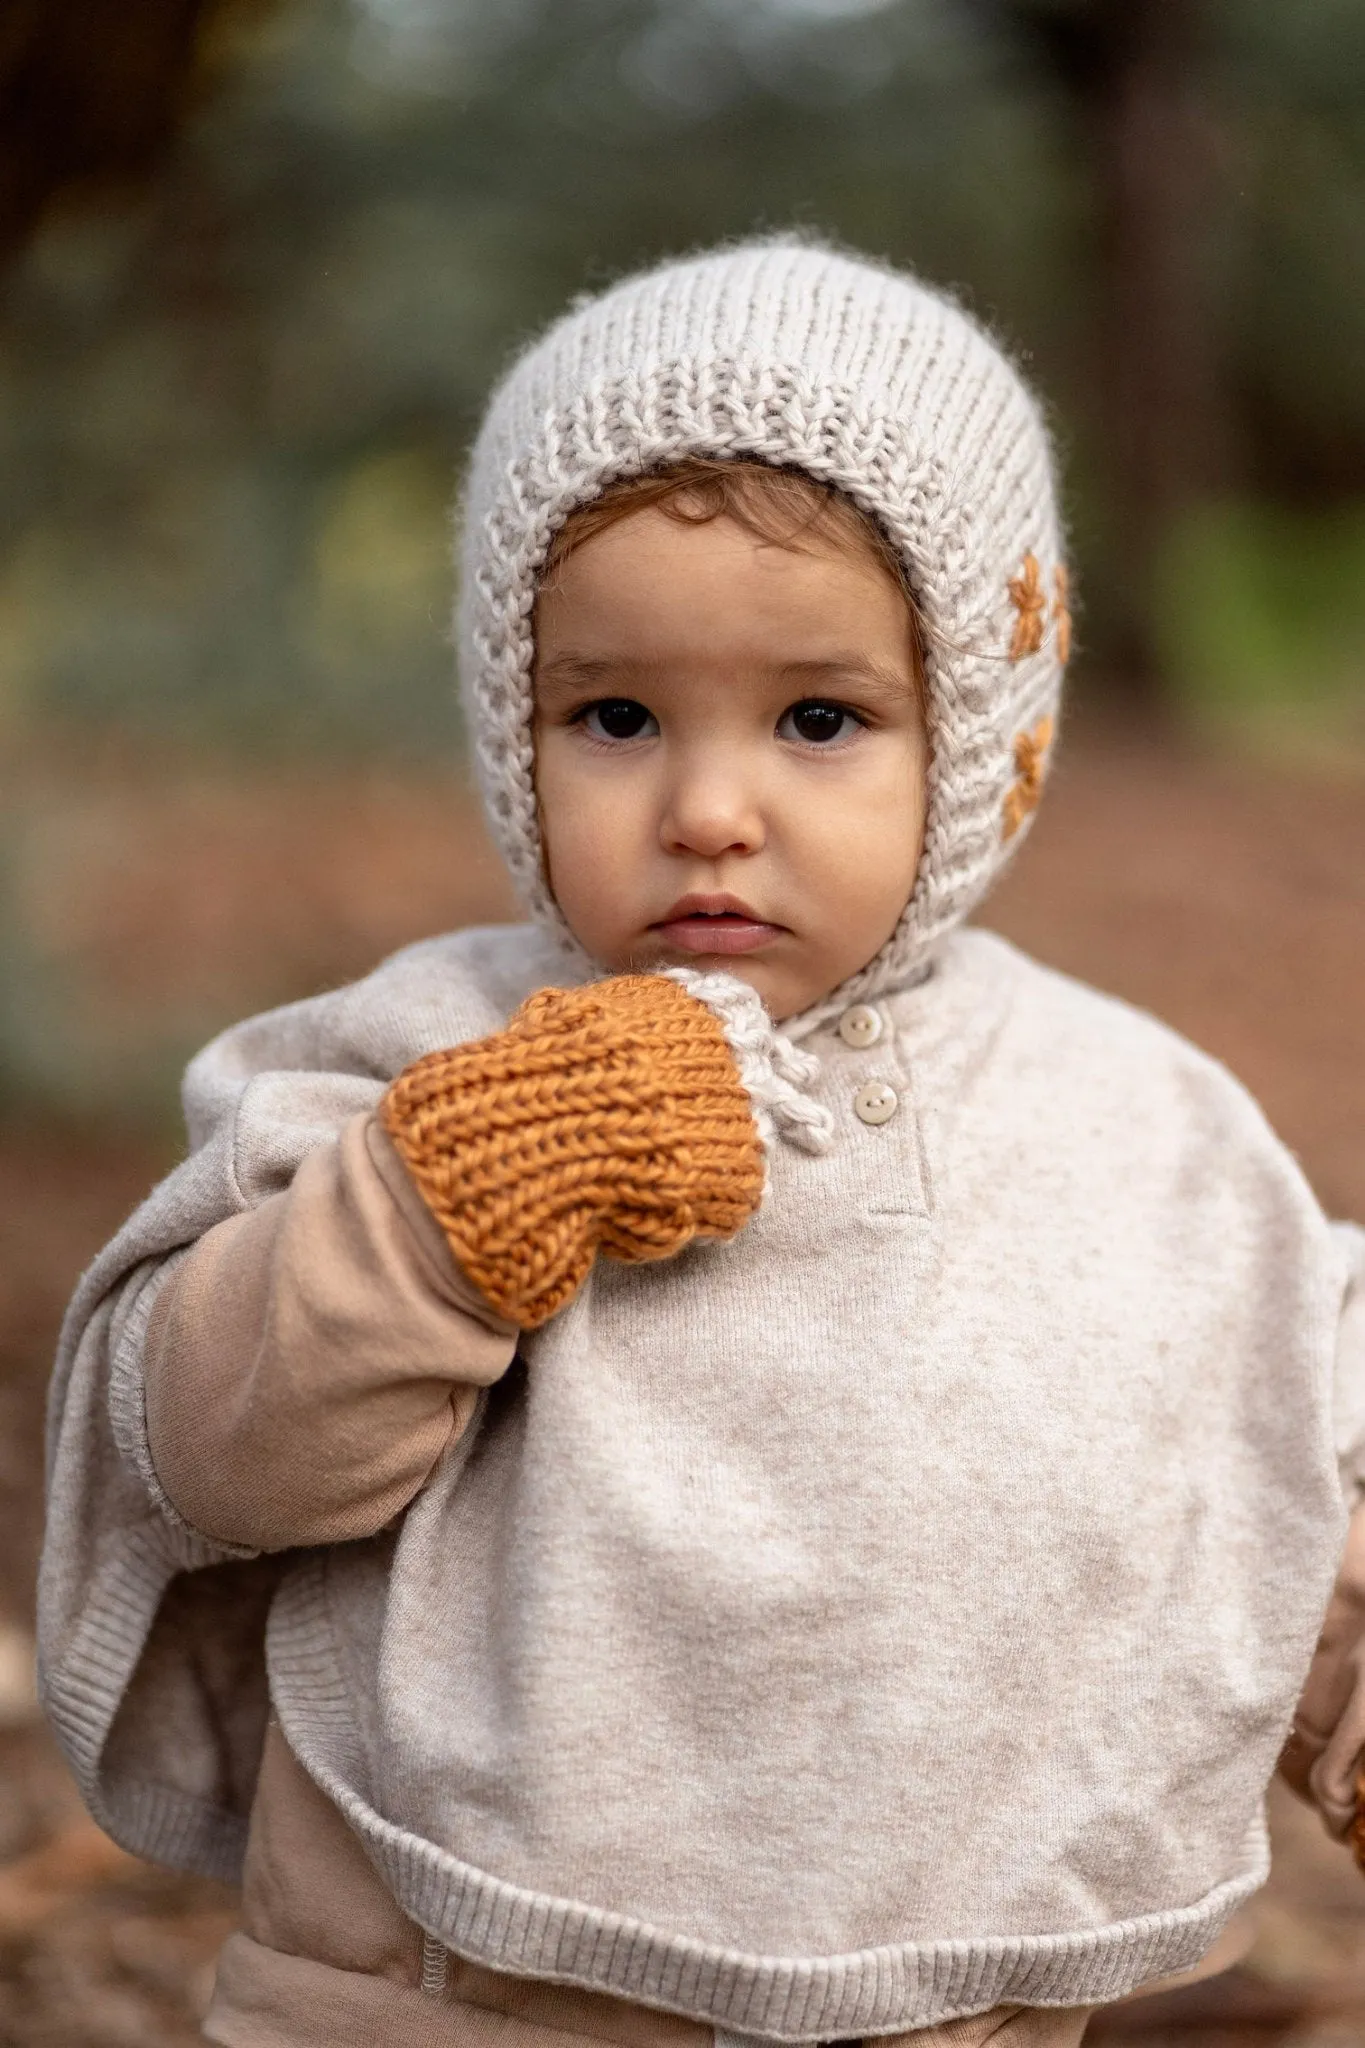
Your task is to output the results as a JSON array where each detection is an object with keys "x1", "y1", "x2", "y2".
[
  {"x1": 838, "y1": 1004, "x2": 883, "y2": 1050},
  {"x1": 853, "y1": 1080, "x2": 899, "y2": 1126}
]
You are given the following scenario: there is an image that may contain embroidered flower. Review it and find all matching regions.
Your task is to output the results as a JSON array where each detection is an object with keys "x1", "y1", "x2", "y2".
[
  {"x1": 1008, "y1": 554, "x2": 1071, "y2": 664},
  {"x1": 1001, "y1": 715, "x2": 1055, "y2": 841},
  {"x1": 1007, "y1": 552, "x2": 1046, "y2": 660},
  {"x1": 1052, "y1": 565, "x2": 1072, "y2": 665}
]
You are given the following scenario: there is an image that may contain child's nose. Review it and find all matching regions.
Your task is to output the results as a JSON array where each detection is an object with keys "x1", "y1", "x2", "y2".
[{"x1": 658, "y1": 764, "x2": 765, "y2": 859}]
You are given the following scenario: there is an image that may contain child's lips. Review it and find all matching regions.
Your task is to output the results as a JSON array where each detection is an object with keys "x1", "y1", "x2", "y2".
[{"x1": 650, "y1": 913, "x2": 785, "y2": 956}]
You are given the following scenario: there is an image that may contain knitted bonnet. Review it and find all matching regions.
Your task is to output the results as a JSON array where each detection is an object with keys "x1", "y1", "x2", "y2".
[{"x1": 457, "y1": 237, "x2": 1068, "y2": 1028}]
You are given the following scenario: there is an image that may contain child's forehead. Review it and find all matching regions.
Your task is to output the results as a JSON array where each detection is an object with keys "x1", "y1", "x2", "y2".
[
  {"x1": 537, "y1": 458, "x2": 915, "y2": 606},
  {"x1": 536, "y1": 495, "x2": 916, "y2": 622},
  {"x1": 536, "y1": 511, "x2": 913, "y2": 651}
]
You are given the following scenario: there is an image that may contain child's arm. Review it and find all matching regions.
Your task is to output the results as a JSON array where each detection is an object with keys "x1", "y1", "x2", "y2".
[
  {"x1": 142, "y1": 971, "x2": 766, "y2": 1555},
  {"x1": 143, "y1": 1110, "x2": 518, "y2": 1552}
]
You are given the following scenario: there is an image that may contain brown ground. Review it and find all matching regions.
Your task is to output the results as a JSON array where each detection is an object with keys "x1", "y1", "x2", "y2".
[{"x1": 1, "y1": 716, "x2": 1363, "y2": 2044}]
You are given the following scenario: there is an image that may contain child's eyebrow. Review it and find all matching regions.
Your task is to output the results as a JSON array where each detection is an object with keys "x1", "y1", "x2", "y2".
[
  {"x1": 540, "y1": 655, "x2": 634, "y2": 688},
  {"x1": 532, "y1": 652, "x2": 914, "y2": 706},
  {"x1": 533, "y1": 655, "x2": 651, "y2": 696},
  {"x1": 774, "y1": 656, "x2": 913, "y2": 702}
]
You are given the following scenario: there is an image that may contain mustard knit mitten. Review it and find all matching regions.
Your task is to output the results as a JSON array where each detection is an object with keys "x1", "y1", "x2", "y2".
[{"x1": 379, "y1": 974, "x2": 766, "y2": 1330}]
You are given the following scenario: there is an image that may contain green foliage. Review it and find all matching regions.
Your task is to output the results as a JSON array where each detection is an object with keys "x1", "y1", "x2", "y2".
[{"x1": 1160, "y1": 498, "x2": 1365, "y2": 741}]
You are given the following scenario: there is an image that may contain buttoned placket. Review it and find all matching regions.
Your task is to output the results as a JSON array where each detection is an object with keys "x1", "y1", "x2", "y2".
[{"x1": 810, "y1": 999, "x2": 931, "y2": 1221}]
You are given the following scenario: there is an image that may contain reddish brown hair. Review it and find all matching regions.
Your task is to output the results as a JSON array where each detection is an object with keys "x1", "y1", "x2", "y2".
[{"x1": 541, "y1": 457, "x2": 926, "y2": 709}]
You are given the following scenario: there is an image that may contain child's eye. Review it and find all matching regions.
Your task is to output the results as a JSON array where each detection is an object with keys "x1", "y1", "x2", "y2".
[
  {"x1": 777, "y1": 699, "x2": 862, "y2": 746},
  {"x1": 580, "y1": 698, "x2": 658, "y2": 741}
]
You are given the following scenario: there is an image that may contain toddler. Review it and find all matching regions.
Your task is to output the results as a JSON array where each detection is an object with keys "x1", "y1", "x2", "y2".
[{"x1": 39, "y1": 240, "x2": 1365, "y2": 2048}]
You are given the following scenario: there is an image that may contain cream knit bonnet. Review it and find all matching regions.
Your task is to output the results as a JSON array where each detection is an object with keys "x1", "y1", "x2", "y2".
[{"x1": 457, "y1": 237, "x2": 1068, "y2": 1030}]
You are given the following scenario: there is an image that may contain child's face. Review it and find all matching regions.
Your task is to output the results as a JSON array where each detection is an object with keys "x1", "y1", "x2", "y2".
[{"x1": 532, "y1": 505, "x2": 928, "y2": 1021}]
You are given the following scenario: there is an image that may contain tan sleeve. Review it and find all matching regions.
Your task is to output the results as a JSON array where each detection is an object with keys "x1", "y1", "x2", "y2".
[{"x1": 144, "y1": 1112, "x2": 518, "y2": 1552}]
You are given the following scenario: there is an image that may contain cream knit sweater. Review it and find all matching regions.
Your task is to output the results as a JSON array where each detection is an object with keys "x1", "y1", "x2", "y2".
[{"x1": 38, "y1": 922, "x2": 1365, "y2": 2039}]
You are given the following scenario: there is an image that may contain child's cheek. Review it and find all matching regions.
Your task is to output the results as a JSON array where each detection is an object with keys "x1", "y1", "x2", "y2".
[{"x1": 538, "y1": 763, "x2": 643, "y2": 964}]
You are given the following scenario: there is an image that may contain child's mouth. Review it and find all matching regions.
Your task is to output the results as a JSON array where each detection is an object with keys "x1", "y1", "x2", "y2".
[{"x1": 650, "y1": 899, "x2": 784, "y2": 956}]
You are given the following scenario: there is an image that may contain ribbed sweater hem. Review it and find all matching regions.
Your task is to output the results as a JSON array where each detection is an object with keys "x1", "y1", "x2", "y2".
[
  {"x1": 269, "y1": 1559, "x2": 1265, "y2": 2042},
  {"x1": 43, "y1": 1524, "x2": 1270, "y2": 2037},
  {"x1": 40, "y1": 1516, "x2": 249, "y2": 1882},
  {"x1": 312, "y1": 1802, "x2": 1263, "y2": 2039}
]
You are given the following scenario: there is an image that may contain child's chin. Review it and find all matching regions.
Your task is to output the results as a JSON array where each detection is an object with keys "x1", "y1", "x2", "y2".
[{"x1": 610, "y1": 940, "x2": 820, "y2": 1021}]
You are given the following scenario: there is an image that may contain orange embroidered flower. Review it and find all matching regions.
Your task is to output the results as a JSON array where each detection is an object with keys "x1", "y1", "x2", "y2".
[
  {"x1": 1052, "y1": 565, "x2": 1072, "y2": 665},
  {"x1": 1001, "y1": 715, "x2": 1055, "y2": 841},
  {"x1": 1008, "y1": 554, "x2": 1071, "y2": 664},
  {"x1": 1007, "y1": 552, "x2": 1046, "y2": 660}
]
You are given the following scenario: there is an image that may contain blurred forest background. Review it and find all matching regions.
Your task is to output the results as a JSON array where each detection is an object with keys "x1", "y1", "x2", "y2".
[
  {"x1": 1, "y1": 1, "x2": 1365, "y2": 2042},
  {"x1": 2, "y1": 0, "x2": 1365, "y2": 1118}
]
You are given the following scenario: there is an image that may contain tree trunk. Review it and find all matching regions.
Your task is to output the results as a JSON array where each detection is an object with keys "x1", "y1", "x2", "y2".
[
  {"x1": 1087, "y1": 0, "x2": 1221, "y2": 703},
  {"x1": 0, "y1": 0, "x2": 245, "y2": 266}
]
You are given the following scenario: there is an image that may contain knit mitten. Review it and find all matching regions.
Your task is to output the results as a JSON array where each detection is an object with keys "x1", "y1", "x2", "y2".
[{"x1": 379, "y1": 974, "x2": 766, "y2": 1330}]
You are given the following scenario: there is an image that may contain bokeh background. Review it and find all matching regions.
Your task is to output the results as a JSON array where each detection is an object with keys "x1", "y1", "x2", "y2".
[{"x1": 0, "y1": 0, "x2": 1364, "y2": 2040}]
